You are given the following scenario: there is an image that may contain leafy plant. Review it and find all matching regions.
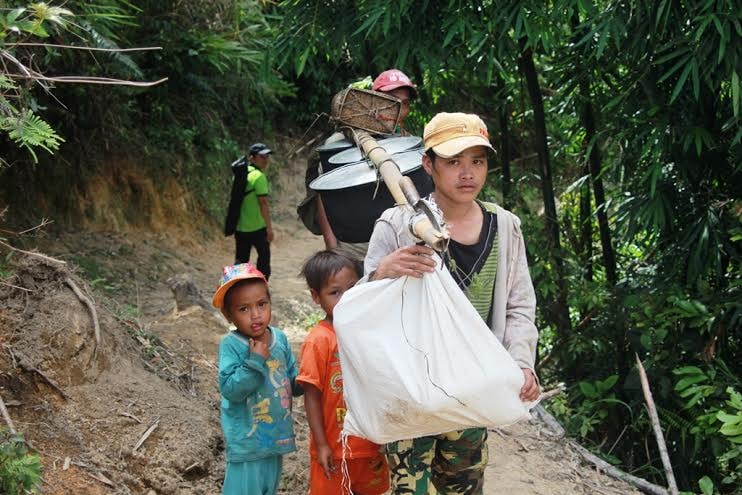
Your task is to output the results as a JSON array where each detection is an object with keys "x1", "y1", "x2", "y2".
[{"x1": 0, "y1": 429, "x2": 42, "y2": 495}]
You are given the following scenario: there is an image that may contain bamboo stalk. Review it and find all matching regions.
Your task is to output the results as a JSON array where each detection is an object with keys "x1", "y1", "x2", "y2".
[{"x1": 635, "y1": 354, "x2": 679, "y2": 495}]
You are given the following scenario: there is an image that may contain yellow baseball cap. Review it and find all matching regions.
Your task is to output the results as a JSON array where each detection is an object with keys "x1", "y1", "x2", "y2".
[{"x1": 423, "y1": 112, "x2": 494, "y2": 158}]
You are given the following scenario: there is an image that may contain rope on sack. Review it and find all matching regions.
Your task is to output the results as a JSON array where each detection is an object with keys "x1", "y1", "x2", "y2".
[
  {"x1": 399, "y1": 276, "x2": 467, "y2": 407},
  {"x1": 340, "y1": 432, "x2": 353, "y2": 494}
]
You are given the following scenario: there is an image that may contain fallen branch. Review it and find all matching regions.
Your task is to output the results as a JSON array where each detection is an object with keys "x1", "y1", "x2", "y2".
[
  {"x1": 490, "y1": 427, "x2": 530, "y2": 452},
  {"x1": 64, "y1": 277, "x2": 101, "y2": 357},
  {"x1": 84, "y1": 470, "x2": 115, "y2": 488},
  {"x1": 532, "y1": 404, "x2": 565, "y2": 437},
  {"x1": 0, "y1": 392, "x2": 16, "y2": 433},
  {"x1": 570, "y1": 442, "x2": 668, "y2": 495},
  {"x1": 19, "y1": 218, "x2": 54, "y2": 235},
  {"x1": 534, "y1": 404, "x2": 670, "y2": 495},
  {"x1": 0, "y1": 218, "x2": 53, "y2": 236},
  {"x1": 0, "y1": 281, "x2": 33, "y2": 292},
  {"x1": 0, "y1": 239, "x2": 66, "y2": 265},
  {"x1": 636, "y1": 355, "x2": 679, "y2": 495},
  {"x1": 133, "y1": 417, "x2": 160, "y2": 452},
  {"x1": 12, "y1": 350, "x2": 70, "y2": 400},
  {"x1": 6, "y1": 43, "x2": 162, "y2": 52},
  {"x1": 539, "y1": 383, "x2": 566, "y2": 402},
  {"x1": 7, "y1": 72, "x2": 169, "y2": 87},
  {"x1": 119, "y1": 411, "x2": 142, "y2": 424}
]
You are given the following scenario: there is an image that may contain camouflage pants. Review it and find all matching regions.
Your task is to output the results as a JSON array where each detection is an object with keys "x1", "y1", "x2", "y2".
[{"x1": 385, "y1": 428, "x2": 488, "y2": 495}]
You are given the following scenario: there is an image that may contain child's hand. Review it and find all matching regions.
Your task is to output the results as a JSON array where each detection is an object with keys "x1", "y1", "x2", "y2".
[
  {"x1": 317, "y1": 444, "x2": 336, "y2": 479},
  {"x1": 249, "y1": 338, "x2": 270, "y2": 359}
]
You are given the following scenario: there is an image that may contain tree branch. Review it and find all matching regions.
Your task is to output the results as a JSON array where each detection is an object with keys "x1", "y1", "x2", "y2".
[
  {"x1": 636, "y1": 355, "x2": 679, "y2": 495},
  {"x1": 0, "y1": 239, "x2": 67, "y2": 265},
  {"x1": 5, "y1": 43, "x2": 162, "y2": 52},
  {"x1": 64, "y1": 277, "x2": 101, "y2": 358}
]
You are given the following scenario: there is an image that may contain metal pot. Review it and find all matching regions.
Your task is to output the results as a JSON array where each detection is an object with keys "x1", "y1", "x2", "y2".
[
  {"x1": 316, "y1": 138, "x2": 353, "y2": 164},
  {"x1": 328, "y1": 136, "x2": 422, "y2": 166},
  {"x1": 310, "y1": 149, "x2": 433, "y2": 243}
]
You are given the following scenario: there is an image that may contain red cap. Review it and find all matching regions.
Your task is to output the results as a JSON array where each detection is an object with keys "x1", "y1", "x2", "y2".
[{"x1": 372, "y1": 69, "x2": 417, "y2": 96}]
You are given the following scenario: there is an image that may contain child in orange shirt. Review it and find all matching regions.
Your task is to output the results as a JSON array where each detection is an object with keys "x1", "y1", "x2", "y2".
[{"x1": 298, "y1": 251, "x2": 389, "y2": 495}]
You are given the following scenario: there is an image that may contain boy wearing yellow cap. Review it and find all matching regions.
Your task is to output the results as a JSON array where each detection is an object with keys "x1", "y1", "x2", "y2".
[{"x1": 363, "y1": 113, "x2": 540, "y2": 494}]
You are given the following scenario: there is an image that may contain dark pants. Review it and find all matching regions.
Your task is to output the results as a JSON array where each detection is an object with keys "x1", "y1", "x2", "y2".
[{"x1": 234, "y1": 228, "x2": 271, "y2": 280}]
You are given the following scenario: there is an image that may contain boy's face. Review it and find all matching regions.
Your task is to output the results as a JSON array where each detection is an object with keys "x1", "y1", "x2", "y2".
[
  {"x1": 422, "y1": 146, "x2": 488, "y2": 205},
  {"x1": 310, "y1": 266, "x2": 359, "y2": 321},
  {"x1": 223, "y1": 282, "x2": 272, "y2": 341}
]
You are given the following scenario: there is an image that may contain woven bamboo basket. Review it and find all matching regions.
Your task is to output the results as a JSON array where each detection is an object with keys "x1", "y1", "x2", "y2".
[{"x1": 330, "y1": 88, "x2": 401, "y2": 135}]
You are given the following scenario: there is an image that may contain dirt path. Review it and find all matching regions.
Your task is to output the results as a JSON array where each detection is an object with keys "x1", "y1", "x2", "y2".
[
  {"x1": 186, "y1": 218, "x2": 640, "y2": 495},
  {"x1": 0, "y1": 216, "x2": 645, "y2": 494},
  {"x1": 1, "y1": 139, "x2": 644, "y2": 494}
]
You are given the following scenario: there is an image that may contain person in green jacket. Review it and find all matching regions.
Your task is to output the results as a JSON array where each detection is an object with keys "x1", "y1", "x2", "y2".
[{"x1": 225, "y1": 143, "x2": 274, "y2": 279}]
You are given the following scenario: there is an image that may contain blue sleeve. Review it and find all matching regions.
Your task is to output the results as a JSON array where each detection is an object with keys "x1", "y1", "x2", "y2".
[
  {"x1": 218, "y1": 337, "x2": 268, "y2": 403},
  {"x1": 280, "y1": 331, "x2": 303, "y2": 397}
]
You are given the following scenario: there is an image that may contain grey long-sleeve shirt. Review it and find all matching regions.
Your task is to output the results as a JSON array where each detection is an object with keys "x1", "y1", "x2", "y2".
[{"x1": 361, "y1": 202, "x2": 539, "y2": 372}]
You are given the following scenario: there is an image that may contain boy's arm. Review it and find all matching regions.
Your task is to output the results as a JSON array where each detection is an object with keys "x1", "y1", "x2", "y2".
[
  {"x1": 503, "y1": 221, "x2": 539, "y2": 373},
  {"x1": 364, "y1": 219, "x2": 436, "y2": 281},
  {"x1": 255, "y1": 172, "x2": 273, "y2": 242},
  {"x1": 303, "y1": 383, "x2": 335, "y2": 478},
  {"x1": 317, "y1": 197, "x2": 337, "y2": 249},
  {"x1": 258, "y1": 196, "x2": 274, "y2": 242},
  {"x1": 218, "y1": 339, "x2": 268, "y2": 402},
  {"x1": 283, "y1": 334, "x2": 303, "y2": 397},
  {"x1": 362, "y1": 219, "x2": 399, "y2": 279}
]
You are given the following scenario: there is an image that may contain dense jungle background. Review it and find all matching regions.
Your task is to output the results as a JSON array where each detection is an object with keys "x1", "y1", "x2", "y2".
[{"x1": 0, "y1": 1, "x2": 740, "y2": 494}]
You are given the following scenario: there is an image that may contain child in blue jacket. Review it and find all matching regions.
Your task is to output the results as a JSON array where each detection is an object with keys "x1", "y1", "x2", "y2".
[{"x1": 213, "y1": 262, "x2": 303, "y2": 495}]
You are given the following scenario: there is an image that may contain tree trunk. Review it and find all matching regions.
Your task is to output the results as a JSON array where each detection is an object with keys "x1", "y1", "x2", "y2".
[
  {"x1": 580, "y1": 82, "x2": 617, "y2": 286},
  {"x1": 569, "y1": 13, "x2": 617, "y2": 286},
  {"x1": 518, "y1": 43, "x2": 571, "y2": 334},
  {"x1": 496, "y1": 75, "x2": 512, "y2": 208},
  {"x1": 579, "y1": 156, "x2": 593, "y2": 281}
]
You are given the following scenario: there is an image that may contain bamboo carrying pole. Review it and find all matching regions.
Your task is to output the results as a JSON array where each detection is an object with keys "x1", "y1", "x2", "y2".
[{"x1": 352, "y1": 129, "x2": 449, "y2": 251}]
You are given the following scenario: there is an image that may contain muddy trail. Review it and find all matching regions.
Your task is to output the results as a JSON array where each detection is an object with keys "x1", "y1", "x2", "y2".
[{"x1": 0, "y1": 219, "x2": 646, "y2": 495}]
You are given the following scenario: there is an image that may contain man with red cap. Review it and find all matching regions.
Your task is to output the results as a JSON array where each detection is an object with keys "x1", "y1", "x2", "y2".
[
  {"x1": 298, "y1": 69, "x2": 418, "y2": 258},
  {"x1": 371, "y1": 69, "x2": 417, "y2": 135}
]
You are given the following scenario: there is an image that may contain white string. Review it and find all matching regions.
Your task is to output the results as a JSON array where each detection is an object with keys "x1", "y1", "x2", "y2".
[{"x1": 340, "y1": 430, "x2": 352, "y2": 494}]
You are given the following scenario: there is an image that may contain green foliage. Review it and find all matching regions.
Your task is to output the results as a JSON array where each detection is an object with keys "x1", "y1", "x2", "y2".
[
  {"x1": 0, "y1": 2, "x2": 71, "y2": 163},
  {"x1": 0, "y1": 429, "x2": 42, "y2": 495},
  {"x1": 0, "y1": 108, "x2": 64, "y2": 162},
  {"x1": 673, "y1": 364, "x2": 742, "y2": 493},
  {"x1": 0, "y1": 0, "x2": 739, "y2": 492}
]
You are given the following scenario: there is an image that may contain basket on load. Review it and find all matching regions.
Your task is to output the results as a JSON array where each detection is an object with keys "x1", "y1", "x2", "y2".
[{"x1": 330, "y1": 88, "x2": 400, "y2": 134}]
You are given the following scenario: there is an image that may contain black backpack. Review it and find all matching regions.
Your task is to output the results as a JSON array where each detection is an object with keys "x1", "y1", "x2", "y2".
[{"x1": 223, "y1": 156, "x2": 259, "y2": 236}]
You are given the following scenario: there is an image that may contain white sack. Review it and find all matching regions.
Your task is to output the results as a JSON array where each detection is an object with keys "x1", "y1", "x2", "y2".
[{"x1": 334, "y1": 260, "x2": 531, "y2": 445}]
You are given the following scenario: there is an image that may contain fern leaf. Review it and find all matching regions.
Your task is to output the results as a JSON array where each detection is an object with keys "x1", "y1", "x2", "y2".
[{"x1": 1, "y1": 110, "x2": 64, "y2": 162}]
